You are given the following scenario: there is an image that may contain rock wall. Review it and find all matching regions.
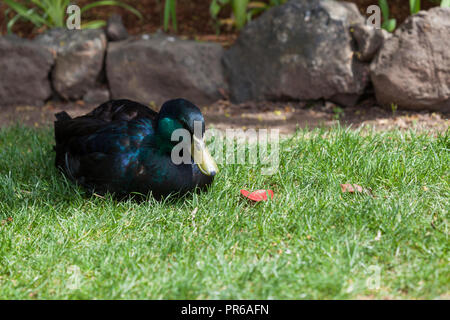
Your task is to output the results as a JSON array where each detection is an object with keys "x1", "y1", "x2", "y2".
[
  {"x1": 34, "y1": 28, "x2": 107, "y2": 100},
  {"x1": 107, "y1": 34, "x2": 227, "y2": 106},
  {"x1": 0, "y1": 1, "x2": 447, "y2": 112},
  {"x1": 0, "y1": 36, "x2": 54, "y2": 106}
]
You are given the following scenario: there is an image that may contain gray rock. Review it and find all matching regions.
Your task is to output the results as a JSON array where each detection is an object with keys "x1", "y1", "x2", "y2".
[
  {"x1": 0, "y1": 36, "x2": 54, "y2": 106},
  {"x1": 371, "y1": 7, "x2": 450, "y2": 112},
  {"x1": 83, "y1": 87, "x2": 111, "y2": 104},
  {"x1": 106, "y1": 34, "x2": 227, "y2": 105},
  {"x1": 35, "y1": 28, "x2": 107, "y2": 100},
  {"x1": 223, "y1": 0, "x2": 370, "y2": 106},
  {"x1": 106, "y1": 14, "x2": 128, "y2": 41},
  {"x1": 351, "y1": 24, "x2": 391, "y2": 62}
]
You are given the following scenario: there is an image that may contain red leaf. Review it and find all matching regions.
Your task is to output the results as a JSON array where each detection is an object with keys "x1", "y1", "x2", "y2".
[{"x1": 240, "y1": 189, "x2": 274, "y2": 202}]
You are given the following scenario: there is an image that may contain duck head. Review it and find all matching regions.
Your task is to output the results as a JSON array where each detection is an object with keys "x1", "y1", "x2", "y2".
[{"x1": 156, "y1": 99, "x2": 218, "y2": 177}]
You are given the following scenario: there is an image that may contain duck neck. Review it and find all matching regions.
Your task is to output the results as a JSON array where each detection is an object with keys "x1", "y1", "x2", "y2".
[{"x1": 154, "y1": 117, "x2": 184, "y2": 155}]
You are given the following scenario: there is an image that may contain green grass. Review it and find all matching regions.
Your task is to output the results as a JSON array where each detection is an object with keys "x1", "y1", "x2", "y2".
[{"x1": 0, "y1": 125, "x2": 448, "y2": 299}]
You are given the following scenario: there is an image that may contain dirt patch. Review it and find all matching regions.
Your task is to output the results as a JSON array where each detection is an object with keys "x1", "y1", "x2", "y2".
[
  {"x1": 204, "y1": 100, "x2": 449, "y2": 134},
  {"x1": 1, "y1": 100, "x2": 448, "y2": 135}
]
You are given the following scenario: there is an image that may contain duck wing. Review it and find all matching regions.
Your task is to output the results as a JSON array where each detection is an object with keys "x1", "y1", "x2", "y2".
[
  {"x1": 55, "y1": 99, "x2": 158, "y2": 164},
  {"x1": 55, "y1": 99, "x2": 157, "y2": 145},
  {"x1": 54, "y1": 99, "x2": 157, "y2": 195},
  {"x1": 83, "y1": 99, "x2": 158, "y2": 122},
  {"x1": 55, "y1": 117, "x2": 155, "y2": 195}
]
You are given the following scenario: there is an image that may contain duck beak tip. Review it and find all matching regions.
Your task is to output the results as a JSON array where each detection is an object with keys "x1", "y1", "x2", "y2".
[{"x1": 192, "y1": 136, "x2": 218, "y2": 177}]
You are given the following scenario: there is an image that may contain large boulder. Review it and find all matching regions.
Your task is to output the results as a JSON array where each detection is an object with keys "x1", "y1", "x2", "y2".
[
  {"x1": 106, "y1": 34, "x2": 227, "y2": 106},
  {"x1": 34, "y1": 28, "x2": 107, "y2": 100},
  {"x1": 223, "y1": 0, "x2": 370, "y2": 106},
  {"x1": 371, "y1": 7, "x2": 450, "y2": 112},
  {"x1": 0, "y1": 35, "x2": 54, "y2": 106}
]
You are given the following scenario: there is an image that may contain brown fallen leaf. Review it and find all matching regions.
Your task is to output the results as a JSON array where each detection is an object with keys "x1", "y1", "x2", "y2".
[
  {"x1": 340, "y1": 184, "x2": 364, "y2": 193},
  {"x1": 1, "y1": 217, "x2": 13, "y2": 226},
  {"x1": 340, "y1": 184, "x2": 374, "y2": 197}
]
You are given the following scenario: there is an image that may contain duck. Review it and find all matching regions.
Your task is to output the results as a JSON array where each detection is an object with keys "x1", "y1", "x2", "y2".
[{"x1": 54, "y1": 98, "x2": 218, "y2": 199}]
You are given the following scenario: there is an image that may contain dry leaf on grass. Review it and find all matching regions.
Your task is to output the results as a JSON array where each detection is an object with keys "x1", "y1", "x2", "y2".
[
  {"x1": 340, "y1": 184, "x2": 364, "y2": 193},
  {"x1": 1, "y1": 217, "x2": 13, "y2": 226},
  {"x1": 240, "y1": 189, "x2": 274, "y2": 202},
  {"x1": 340, "y1": 184, "x2": 374, "y2": 196}
]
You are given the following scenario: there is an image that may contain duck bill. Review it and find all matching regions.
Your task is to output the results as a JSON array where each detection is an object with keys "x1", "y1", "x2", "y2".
[{"x1": 192, "y1": 135, "x2": 218, "y2": 177}]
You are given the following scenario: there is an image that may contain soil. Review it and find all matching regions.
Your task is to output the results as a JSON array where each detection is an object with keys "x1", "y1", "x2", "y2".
[
  {"x1": 1, "y1": 100, "x2": 448, "y2": 134},
  {"x1": 0, "y1": 0, "x2": 441, "y2": 44}
]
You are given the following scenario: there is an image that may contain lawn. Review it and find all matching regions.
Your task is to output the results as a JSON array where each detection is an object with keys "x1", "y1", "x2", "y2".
[{"x1": 0, "y1": 125, "x2": 448, "y2": 299}]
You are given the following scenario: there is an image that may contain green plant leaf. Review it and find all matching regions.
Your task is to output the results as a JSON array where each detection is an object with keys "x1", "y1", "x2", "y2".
[
  {"x1": 210, "y1": 0, "x2": 222, "y2": 19},
  {"x1": 170, "y1": 0, "x2": 177, "y2": 31},
  {"x1": 409, "y1": 0, "x2": 421, "y2": 14},
  {"x1": 163, "y1": 0, "x2": 177, "y2": 31},
  {"x1": 6, "y1": 11, "x2": 22, "y2": 34},
  {"x1": 81, "y1": 20, "x2": 107, "y2": 29},
  {"x1": 382, "y1": 18, "x2": 396, "y2": 33},
  {"x1": 441, "y1": 0, "x2": 450, "y2": 7},
  {"x1": 232, "y1": 0, "x2": 249, "y2": 29},
  {"x1": 41, "y1": 0, "x2": 70, "y2": 27},
  {"x1": 379, "y1": 0, "x2": 390, "y2": 21},
  {"x1": 3, "y1": 0, "x2": 50, "y2": 27}
]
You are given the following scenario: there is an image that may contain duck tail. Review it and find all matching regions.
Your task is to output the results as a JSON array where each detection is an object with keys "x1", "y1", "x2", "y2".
[
  {"x1": 55, "y1": 111, "x2": 72, "y2": 121},
  {"x1": 54, "y1": 112, "x2": 72, "y2": 158}
]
